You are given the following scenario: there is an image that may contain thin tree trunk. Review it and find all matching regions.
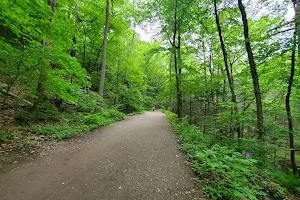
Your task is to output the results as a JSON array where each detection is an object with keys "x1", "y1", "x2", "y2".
[
  {"x1": 70, "y1": 36, "x2": 76, "y2": 57},
  {"x1": 169, "y1": 53, "x2": 173, "y2": 106},
  {"x1": 222, "y1": 71, "x2": 226, "y2": 103},
  {"x1": 209, "y1": 49, "x2": 215, "y2": 115},
  {"x1": 216, "y1": 66, "x2": 220, "y2": 114},
  {"x1": 94, "y1": 46, "x2": 102, "y2": 71},
  {"x1": 98, "y1": 0, "x2": 110, "y2": 96},
  {"x1": 114, "y1": 59, "x2": 120, "y2": 105},
  {"x1": 87, "y1": 35, "x2": 97, "y2": 70},
  {"x1": 189, "y1": 94, "x2": 192, "y2": 124},
  {"x1": 177, "y1": 29, "x2": 183, "y2": 118},
  {"x1": 286, "y1": 0, "x2": 298, "y2": 175},
  {"x1": 2, "y1": 42, "x2": 25, "y2": 107},
  {"x1": 238, "y1": 0, "x2": 264, "y2": 139},
  {"x1": 204, "y1": 101, "x2": 207, "y2": 134},
  {"x1": 202, "y1": 37, "x2": 209, "y2": 118},
  {"x1": 214, "y1": 0, "x2": 241, "y2": 137},
  {"x1": 82, "y1": 27, "x2": 87, "y2": 68},
  {"x1": 209, "y1": 51, "x2": 218, "y2": 127}
]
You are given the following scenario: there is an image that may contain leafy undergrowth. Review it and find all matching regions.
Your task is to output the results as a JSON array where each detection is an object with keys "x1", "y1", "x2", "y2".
[
  {"x1": 28, "y1": 108, "x2": 126, "y2": 140},
  {"x1": 164, "y1": 111, "x2": 295, "y2": 200},
  {"x1": 0, "y1": 130, "x2": 14, "y2": 143},
  {"x1": 275, "y1": 172, "x2": 300, "y2": 195},
  {"x1": 0, "y1": 91, "x2": 129, "y2": 169}
]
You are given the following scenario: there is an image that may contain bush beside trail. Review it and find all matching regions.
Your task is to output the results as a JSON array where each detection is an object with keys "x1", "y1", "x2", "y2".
[{"x1": 164, "y1": 111, "x2": 299, "y2": 200}]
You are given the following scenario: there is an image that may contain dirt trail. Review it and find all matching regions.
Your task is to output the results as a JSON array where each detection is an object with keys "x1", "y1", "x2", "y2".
[{"x1": 0, "y1": 111, "x2": 201, "y2": 200}]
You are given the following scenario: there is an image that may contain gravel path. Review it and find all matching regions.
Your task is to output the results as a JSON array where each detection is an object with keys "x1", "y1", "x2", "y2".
[{"x1": 0, "y1": 111, "x2": 201, "y2": 200}]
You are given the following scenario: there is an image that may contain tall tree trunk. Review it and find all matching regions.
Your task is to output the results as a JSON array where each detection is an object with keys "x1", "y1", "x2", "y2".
[
  {"x1": 98, "y1": 0, "x2": 110, "y2": 96},
  {"x1": 238, "y1": 0, "x2": 264, "y2": 139},
  {"x1": 286, "y1": 0, "x2": 298, "y2": 175},
  {"x1": 171, "y1": 0, "x2": 182, "y2": 118},
  {"x1": 48, "y1": 0, "x2": 57, "y2": 13},
  {"x1": 177, "y1": 29, "x2": 183, "y2": 118},
  {"x1": 214, "y1": 0, "x2": 241, "y2": 137},
  {"x1": 173, "y1": 43, "x2": 181, "y2": 118},
  {"x1": 35, "y1": 0, "x2": 57, "y2": 107}
]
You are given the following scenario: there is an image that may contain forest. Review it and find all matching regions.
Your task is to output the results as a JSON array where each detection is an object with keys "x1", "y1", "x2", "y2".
[{"x1": 0, "y1": 0, "x2": 299, "y2": 199}]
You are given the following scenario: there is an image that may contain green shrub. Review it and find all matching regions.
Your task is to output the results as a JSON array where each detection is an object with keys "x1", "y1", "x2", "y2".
[
  {"x1": 83, "y1": 109, "x2": 125, "y2": 130},
  {"x1": 275, "y1": 172, "x2": 300, "y2": 194},
  {"x1": 64, "y1": 112, "x2": 84, "y2": 124},
  {"x1": 16, "y1": 103, "x2": 61, "y2": 124},
  {"x1": 30, "y1": 124, "x2": 89, "y2": 140},
  {"x1": 15, "y1": 109, "x2": 34, "y2": 124},
  {"x1": 77, "y1": 91, "x2": 104, "y2": 113},
  {"x1": 0, "y1": 130, "x2": 14, "y2": 142},
  {"x1": 28, "y1": 108, "x2": 126, "y2": 140},
  {"x1": 103, "y1": 108, "x2": 126, "y2": 121},
  {"x1": 192, "y1": 145, "x2": 267, "y2": 199},
  {"x1": 33, "y1": 103, "x2": 61, "y2": 121},
  {"x1": 165, "y1": 110, "x2": 177, "y2": 122},
  {"x1": 164, "y1": 110, "x2": 285, "y2": 200},
  {"x1": 84, "y1": 114, "x2": 111, "y2": 128}
]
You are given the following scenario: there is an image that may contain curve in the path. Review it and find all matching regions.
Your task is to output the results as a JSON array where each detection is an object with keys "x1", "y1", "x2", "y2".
[{"x1": 0, "y1": 111, "x2": 201, "y2": 200}]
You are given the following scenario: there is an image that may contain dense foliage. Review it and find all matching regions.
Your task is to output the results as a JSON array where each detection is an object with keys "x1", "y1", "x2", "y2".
[
  {"x1": 165, "y1": 111, "x2": 298, "y2": 199},
  {"x1": 0, "y1": 0, "x2": 166, "y2": 114},
  {"x1": 0, "y1": 0, "x2": 167, "y2": 139},
  {"x1": 141, "y1": 0, "x2": 299, "y2": 198},
  {"x1": 0, "y1": 0, "x2": 299, "y2": 199}
]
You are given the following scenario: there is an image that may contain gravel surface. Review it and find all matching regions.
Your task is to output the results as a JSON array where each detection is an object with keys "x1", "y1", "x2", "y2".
[{"x1": 0, "y1": 111, "x2": 203, "y2": 200}]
